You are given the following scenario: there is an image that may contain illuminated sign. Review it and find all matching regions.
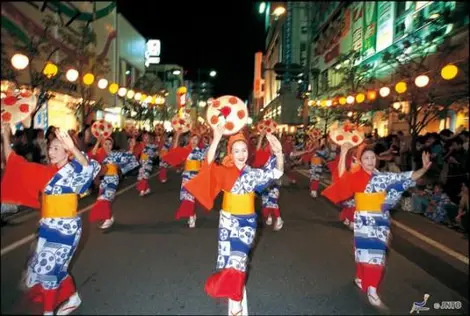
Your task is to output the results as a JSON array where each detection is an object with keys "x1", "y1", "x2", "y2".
[
  {"x1": 145, "y1": 39, "x2": 161, "y2": 67},
  {"x1": 376, "y1": 2, "x2": 395, "y2": 53}
]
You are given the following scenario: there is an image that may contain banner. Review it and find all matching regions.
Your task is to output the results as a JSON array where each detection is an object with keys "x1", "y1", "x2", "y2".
[
  {"x1": 351, "y1": 2, "x2": 364, "y2": 52},
  {"x1": 362, "y1": 1, "x2": 377, "y2": 57},
  {"x1": 376, "y1": 2, "x2": 396, "y2": 53}
]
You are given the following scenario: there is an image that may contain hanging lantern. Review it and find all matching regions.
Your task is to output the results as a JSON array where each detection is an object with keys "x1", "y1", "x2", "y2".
[
  {"x1": 98, "y1": 78, "x2": 108, "y2": 89},
  {"x1": 11, "y1": 54, "x2": 29, "y2": 70},
  {"x1": 127, "y1": 90, "x2": 135, "y2": 99},
  {"x1": 134, "y1": 92, "x2": 142, "y2": 101},
  {"x1": 144, "y1": 96, "x2": 152, "y2": 103},
  {"x1": 140, "y1": 94, "x2": 147, "y2": 102},
  {"x1": 66, "y1": 69, "x2": 79, "y2": 82},
  {"x1": 346, "y1": 95, "x2": 355, "y2": 104},
  {"x1": 367, "y1": 91, "x2": 377, "y2": 100},
  {"x1": 320, "y1": 100, "x2": 327, "y2": 107},
  {"x1": 43, "y1": 62, "x2": 58, "y2": 78},
  {"x1": 118, "y1": 87, "x2": 127, "y2": 97},
  {"x1": 441, "y1": 64, "x2": 458, "y2": 80},
  {"x1": 109, "y1": 83, "x2": 119, "y2": 94},
  {"x1": 395, "y1": 81, "x2": 407, "y2": 94},
  {"x1": 83, "y1": 73, "x2": 95, "y2": 85},
  {"x1": 414, "y1": 75, "x2": 429, "y2": 88},
  {"x1": 338, "y1": 97, "x2": 347, "y2": 105},
  {"x1": 326, "y1": 100, "x2": 332, "y2": 107},
  {"x1": 356, "y1": 93, "x2": 365, "y2": 103},
  {"x1": 379, "y1": 87, "x2": 390, "y2": 97}
]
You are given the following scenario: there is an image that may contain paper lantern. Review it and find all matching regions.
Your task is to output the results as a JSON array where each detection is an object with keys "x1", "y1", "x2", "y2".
[
  {"x1": 98, "y1": 78, "x2": 108, "y2": 89},
  {"x1": 11, "y1": 54, "x2": 29, "y2": 70},
  {"x1": 109, "y1": 83, "x2": 119, "y2": 94},
  {"x1": 441, "y1": 64, "x2": 458, "y2": 80},
  {"x1": 356, "y1": 93, "x2": 365, "y2": 103},
  {"x1": 43, "y1": 62, "x2": 58, "y2": 78},
  {"x1": 367, "y1": 91, "x2": 377, "y2": 100},
  {"x1": 415, "y1": 75, "x2": 429, "y2": 87},
  {"x1": 83, "y1": 73, "x2": 95, "y2": 85},
  {"x1": 66, "y1": 69, "x2": 79, "y2": 82},
  {"x1": 339, "y1": 97, "x2": 347, "y2": 105},
  {"x1": 118, "y1": 87, "x2": 127, "y2": 97},
  {"x1": 346, "y1": 96, "x2": 355, "y2": 104},
  {"x1": 126, "y1": 90, "x2": 135, "y2": 99},
  {"x1": 395, "y1": 81, "x2": 407, "y2": 94},
  {"x1": 379, "y1": 87, "x2": 390, "y2": 97}
]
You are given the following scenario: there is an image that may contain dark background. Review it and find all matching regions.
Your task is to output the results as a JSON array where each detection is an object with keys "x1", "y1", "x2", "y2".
[{"x1": 116, "y1": 1, "x2": 266, "y2": 100}]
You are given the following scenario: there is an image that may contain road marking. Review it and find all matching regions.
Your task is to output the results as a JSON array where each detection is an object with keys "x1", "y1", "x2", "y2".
[
  {"x1": 295, "y1": 169, "x2": 470, "y2": 265},
  {"x1": 0, "y1": 172, "x2": 159, "y2": 257}
]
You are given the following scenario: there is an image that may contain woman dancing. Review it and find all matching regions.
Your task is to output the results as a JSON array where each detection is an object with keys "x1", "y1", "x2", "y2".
[{"x1": 1, "y1": 124, "x2": 100, "y2": 315}]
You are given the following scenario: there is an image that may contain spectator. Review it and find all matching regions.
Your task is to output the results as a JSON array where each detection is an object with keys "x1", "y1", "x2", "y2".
[{"x1": 424, "y1": 183, "x2": 453, "y2": 224}]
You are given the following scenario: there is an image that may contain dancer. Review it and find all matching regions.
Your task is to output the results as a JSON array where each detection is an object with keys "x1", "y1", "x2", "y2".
[
  {"x1": 308, "y1": 139, "x2": 330, "y2": 198},
  {"x1": 322, "y1": 143, "x2": 431, "y2": 307},
  {"x1": 88, "y1": 137, "x2": 139, "y2": 229},
  {"x1": 1, "y1": 124, "x2": 100, "y2": 315},
  {"x1": 162, "y1": 130, "x2": 207, "y2": 228},
  {"x1": 136, "y1": 132, "x2": 158, "y2": 196},
  {"x1": 184, "y1": 125, "x2": 284, "y2": 315},
  {"x1": 253, "y1": 132, "x2": 284, "y2": 230},
  {"x1": 157, "y1": 133, "x2": 171, "y2": 183}
]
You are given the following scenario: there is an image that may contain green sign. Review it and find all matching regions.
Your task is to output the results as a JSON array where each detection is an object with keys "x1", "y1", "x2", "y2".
[{"x1": 363, "y1": 1, "x2": 377, "y2": 57}]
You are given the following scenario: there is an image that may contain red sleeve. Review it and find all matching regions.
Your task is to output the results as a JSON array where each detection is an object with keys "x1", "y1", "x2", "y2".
[
  {"x1": 327, "y1": 156, "x2": 340, "y2": 182},
  {"x1": 87, "y1": 148, "x2": 107, "y2": 163},
  {"x1": 252, "y1": 149, "x2": 271, "y2": 168},
  {"x1": 184, "y1": 161, "x2": 222, "y2": 210},
  {"x1": 321, "y1": 168, "x2": 370, "y2": 204},
  {"x1": 162, "y1": 146, "x2": 192, "y2": 167},
  {"x1": 1, "y1": 152, "x2": 56, "y2": 209},
  {"x1": 301, "y1": 152, "x2": 313, "y2": 164},
  {"x1": 133, "y1": 143, "x2": 144, "y2": 159}
]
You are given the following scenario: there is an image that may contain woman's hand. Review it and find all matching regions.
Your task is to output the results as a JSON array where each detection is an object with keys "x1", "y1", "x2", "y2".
[
  {"x1": 213, "y1": 123, "x2": 225, "y2": 141},
  {"x1": 422, "y1": 151, "x2": 432, "y2": 170},
  {"x1": 55, "y1": 129, "x2": 76, "y2": 151},
  {"x1": 266, "y1": 133, "x2": 282, "y2": 155}
]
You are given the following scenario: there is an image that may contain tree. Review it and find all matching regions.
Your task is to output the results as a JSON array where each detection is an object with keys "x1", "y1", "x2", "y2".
[
  {"x1": 46, "y1": 14, "x2": 113, "y2": 127},
  {"x1": 1, "y1": 43, "x2": 17, "y2": 82},
  {"x1": 122, "y1": 73, "x2": 166, "y2": 130},
  {"x1": 310, "y1": 106, "x2": 344, "y2": 135},
  {"x1": 382, "y1": 25, "x2": 468, "y2": 159}
]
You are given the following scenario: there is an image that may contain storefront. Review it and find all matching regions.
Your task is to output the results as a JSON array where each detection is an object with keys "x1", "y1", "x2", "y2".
[{"x1": 46, "y1": 92, "x2": 80, "y2": 132}]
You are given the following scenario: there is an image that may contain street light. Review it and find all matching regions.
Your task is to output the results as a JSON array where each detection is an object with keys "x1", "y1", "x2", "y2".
[
  {"x1": 209, "y1": 70, "x2": 217, "y2": 77},
  {"x1": 272, "y1": 6, "x2": 286, "y2": 17},
  {"x1": 259, "y1": 2, "x2": 266, "y2": 14},
  {"x1": 172, "y1": 69, "x2": 181, "y2": 75}
]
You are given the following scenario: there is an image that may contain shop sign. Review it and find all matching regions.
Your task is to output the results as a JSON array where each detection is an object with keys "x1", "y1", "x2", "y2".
[
  {"x1": 362, "y1": 1, "x2": 377, "y2": 57},
  {"x1": 376, "y1": 2, "x2": 396, "y2": 53},
  {"x1": 351, "y1": 2, "x2": 364, "y2": 51},
  {"x1": 145, "y1": 39, "x2": 161, "y2": 67}
]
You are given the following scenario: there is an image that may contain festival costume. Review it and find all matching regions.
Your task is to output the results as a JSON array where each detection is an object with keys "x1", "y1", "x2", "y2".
[
  {"x1": 163, "y1": 141, "x2": 208, "y2": 227},
  {"x1": 308, "y1": 148, "x2": 329, "y2": 198},
  {"x1": 322, "y1": 167, "x2": 415, "y2": 306},
  {"x1": 253, "y1": 146, "x2": 283, "y2": 230},
  {"x1": 184, "y1": 133, "x2": 283, "y2": 315},
  {"x1": 136, "y1": 143, "x2": 158, "y2": 195},
  {"x1": 88, "y1": 149, "x2": 139, "y2": 228},
  {"x1": 0, "y1": 152, "x2": 100, "y2": 314},
  {"x1": 158, "y1": 139, "x2": 171, "y2": 183}
]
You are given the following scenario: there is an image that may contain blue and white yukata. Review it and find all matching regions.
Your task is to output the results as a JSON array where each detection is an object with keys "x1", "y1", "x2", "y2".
[
  {"x1": 136, "y1": 144, "x2": 158, "y2": 194},
  {"x1": 89, "y1": 151, "x2": 139, "y2": 223},
  {"x1": 158, "y1": 140, "x2": 171, "y2": 183},
  {"x1": 1, "y1": 152, "x2": 100, "y2": 313},
  {"x1": 175, "y1": 146, "x2": 208, "y2": 220},
  {"x1": 309, "y1": 148, "x2": 329, "y2": 194},
  {"x1": 354, "y1": 171, "x2": 415, "y2": 292}
]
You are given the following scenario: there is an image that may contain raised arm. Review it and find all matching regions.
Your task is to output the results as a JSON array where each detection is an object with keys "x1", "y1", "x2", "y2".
[
  {"x1": 266, "y1": 133, "x2": 284, "y2": 174},
  {"x1": 206, "y1": 124, "x2": 224, "y2": 165},
  {"x1": 1, "y1": 123, "x2": 13, "y2": 160},
  {"x1": 338, "y1": 143, "x2": 354, "y2": 178}
]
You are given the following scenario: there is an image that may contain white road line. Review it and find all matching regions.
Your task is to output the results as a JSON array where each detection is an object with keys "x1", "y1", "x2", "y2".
[
  {"x1": 295, "y1": 169, "x2": 470, "y2": 265},
  {"x1": 0, "y1": 172, "x2": 158, "y2": 257}
]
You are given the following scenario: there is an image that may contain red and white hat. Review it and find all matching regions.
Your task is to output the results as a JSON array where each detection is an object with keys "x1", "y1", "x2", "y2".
[
  {"x1": 206, "y1": 95, "x2": 248, "y2": 135},
  {"x1": 256, "y1": 119, "x2": 278, "y2": 134},
  {"x1": 171, "y1": 114, "x2": 192, "y2": 133},
  {"x1": 1, "y1": 88, "x2": 36, "y2": 133},
  {"x1": 329, "y1": 122, "x2": 364, "y2": 147},
  {"x1": 91, "y1": 119, "x2": 114, "y2": 138}
]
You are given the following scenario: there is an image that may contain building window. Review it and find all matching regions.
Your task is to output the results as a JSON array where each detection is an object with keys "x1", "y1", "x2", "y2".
[
  {"x1": 395, "y1": 1, "x2": 407, "y2": 18},
  {"x1": 320, "y1": 70, "x2": 329, "y2": 93}
]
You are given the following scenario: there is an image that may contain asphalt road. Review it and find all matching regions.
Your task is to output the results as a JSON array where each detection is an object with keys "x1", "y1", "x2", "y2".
[{"x1": 1, "y1": 170, "x2": 468, "y2": 315}]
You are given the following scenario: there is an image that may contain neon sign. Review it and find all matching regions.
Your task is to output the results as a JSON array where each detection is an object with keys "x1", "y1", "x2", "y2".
[{"x1": 145, "y1": 39, "x2": 161, "y2": 67}]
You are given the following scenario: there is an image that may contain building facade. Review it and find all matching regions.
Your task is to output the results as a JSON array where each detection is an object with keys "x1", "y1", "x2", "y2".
[{"x1": 308, "y1": 1, "x2": 469, "y2": 135}]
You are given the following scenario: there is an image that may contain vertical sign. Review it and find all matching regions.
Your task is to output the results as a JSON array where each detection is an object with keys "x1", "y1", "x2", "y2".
[
  {"x1": 283, "y1": 2, "x2": 293, "y2": 84},
  {"x1": 253, "y1": 52, "x2": 263, "y2": 98},
  {"x1": 351, "y1": 2, "x2": 364, "y2": 51},
  {"x1": 376, "y1": 2, "x2": 395, "y2": 53},
  {"x1": 362, "y1": 1, "x2": 377, "y2": 57}
]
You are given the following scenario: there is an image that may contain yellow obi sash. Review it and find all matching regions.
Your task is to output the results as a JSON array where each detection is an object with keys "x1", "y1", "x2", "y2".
[
  {"x1": 185, "y1": 160, "x2": 201, "y2": 172},
  {"x1": 311, "y1": 157, "x2": 322, "y2": 165},
  {"x1": 140, "y1": 153, "x2": 149, "y2": 161},
  {"x1": 355, "y1": 192, "x2": 386, "y2": 212},
  {"x1": 222, "y1": 191, "x2": 255, "y2": 215},
  {"x1": 41, "y1": 194, "x2": 78, "y2": 218},
  {"x1": 105, "y1": 163, "x2": 119, "y2": 175}
]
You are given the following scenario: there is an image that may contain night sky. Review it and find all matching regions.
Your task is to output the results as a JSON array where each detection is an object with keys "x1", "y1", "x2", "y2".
[{"x1": 116, "y1": 1, "x2": 266, "y2": 101}]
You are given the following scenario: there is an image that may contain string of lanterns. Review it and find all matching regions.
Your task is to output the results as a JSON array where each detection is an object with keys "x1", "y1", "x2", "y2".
[
  {"x1": 308, "y1": 64, "x2": 460, "y2": 107},
  {"x1": 10, "y1": 53, "x2": 167, "y2": 106}
]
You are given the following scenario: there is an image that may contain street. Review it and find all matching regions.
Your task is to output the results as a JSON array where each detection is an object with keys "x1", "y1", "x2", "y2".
[{"x1": 1, "y1": 170, "x2": 468, "y2": 315}]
